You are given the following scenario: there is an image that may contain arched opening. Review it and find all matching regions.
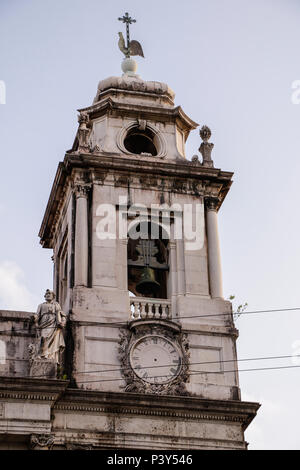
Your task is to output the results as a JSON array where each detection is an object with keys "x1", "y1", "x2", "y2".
[
  {"x1": 124, "y1": 127, "x2": 157, "y2": 156},
  {"x1": 127, "y1": 221, "x2": 169, "y2": 299}
]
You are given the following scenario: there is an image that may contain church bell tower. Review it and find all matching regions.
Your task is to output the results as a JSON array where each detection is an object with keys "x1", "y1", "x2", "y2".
[{"x1": 38, "y1": 13, "x2": 259, "y2": 450}]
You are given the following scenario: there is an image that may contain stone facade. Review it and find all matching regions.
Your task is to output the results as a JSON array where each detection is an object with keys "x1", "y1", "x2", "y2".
[{"x1": 0, "y1": 72, "x2": 259, "y2": 449}]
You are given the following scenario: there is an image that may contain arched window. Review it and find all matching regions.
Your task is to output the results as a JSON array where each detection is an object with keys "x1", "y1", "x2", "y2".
[{"x1": 127, "y1": 222, "x2": 169, "y2": 299}]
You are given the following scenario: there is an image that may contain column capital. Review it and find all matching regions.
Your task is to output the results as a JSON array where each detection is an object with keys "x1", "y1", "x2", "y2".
[
  {"x1": 205, "y1": 197, "x2": 219, "y2": 212},
  {"x1": 73, "y1": 182, "x2": 92, "y2": 199}
]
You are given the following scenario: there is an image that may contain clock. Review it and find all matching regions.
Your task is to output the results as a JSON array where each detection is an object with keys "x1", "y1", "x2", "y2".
[{"x1": 129, "y1": 335, "x2": 182, "y2": 384}]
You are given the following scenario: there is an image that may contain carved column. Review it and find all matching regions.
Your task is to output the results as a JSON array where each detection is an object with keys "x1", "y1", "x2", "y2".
[
  {"x1": 206, "y1": 197, "x2": 223, "y2": 298},
  {"x1": 74, "y1": 183, "x2": 90, "y2": 287},
  {"x1": 168, "y1": 241, "x2": 178, "y2": 319},
  {"x1": 120, "y1": 238, "x2": 128, "y2": 290}
]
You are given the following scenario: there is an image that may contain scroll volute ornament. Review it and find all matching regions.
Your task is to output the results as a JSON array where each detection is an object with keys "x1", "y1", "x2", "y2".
[
  {"x1": 73, "y1": 182, "x2": 92, "y2": 199},
  {"x1": 205, "y1": 196, "x2": 219, "y2": 212},
  {"x1": 30, "y1": 434, "x2": 55, "y2": 450}
]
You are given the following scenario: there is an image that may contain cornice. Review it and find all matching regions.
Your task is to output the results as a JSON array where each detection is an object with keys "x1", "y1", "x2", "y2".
[
  {"x1": 39, "y1": 152, "x2": 233, "y2": 247},
  {"x1": 0, "y1": 376, "x2": 69, "y2": 403},
  {"x1": 0, "y1": 378, "x2": 259, "y2": 431},
  {"x1": 63, "y1": 152, "x2": 233, "y2": 181},
  {"x1": 54, "y1": 403, "x2": 245, "y2": 424},
  {"x1": 54, "y1": 389, "x2": 260, "y2": 430},
  {"x1": 0, "y1": 310, "x2": 34, "y2": 321},
  {"x1": 77, "y1": 98, "x2": 198, "y2": 132},
  {"x1": 38, "y1": 162, "x2": 67, "y2": 247}
]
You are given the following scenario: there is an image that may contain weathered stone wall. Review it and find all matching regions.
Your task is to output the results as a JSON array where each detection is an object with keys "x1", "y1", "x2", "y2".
[
  {"x1": 0, "y1": 377, "x2": 259, "y2": 450},
  {"x1": 0, "y1": 310, "x2": 34, "y2": 377}
]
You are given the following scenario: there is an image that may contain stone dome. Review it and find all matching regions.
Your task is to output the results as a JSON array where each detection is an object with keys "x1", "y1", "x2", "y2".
[{"x1": 93, "y1": 74, "x2": 175, "y2": 107}]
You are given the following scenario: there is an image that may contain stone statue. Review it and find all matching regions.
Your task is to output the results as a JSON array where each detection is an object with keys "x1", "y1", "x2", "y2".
[{"x1": 33, "y1": 290, "x2": 66, "y2": 365}]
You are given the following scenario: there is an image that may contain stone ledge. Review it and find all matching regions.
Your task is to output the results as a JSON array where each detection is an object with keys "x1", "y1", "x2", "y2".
[
  {"x1": 51, "y1": 431, "x2": 247, "y2": 450},
  {"x1": 0, "y1": 376, "x2": 69, "y2": 402},
  {"x1": 0, "y1": 310, "x2": 34, "y2": 321},
  {"x1": 55, "y1": 388, "x2": 260, "y2": 431}
]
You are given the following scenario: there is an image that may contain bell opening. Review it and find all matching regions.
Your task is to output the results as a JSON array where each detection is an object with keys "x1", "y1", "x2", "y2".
[
  {"x1": 124, "y1": 127, "x2": 157, "y2": 156},
  {"x1": 136, "y1": 267, "x2": 161, "y2": 297}
]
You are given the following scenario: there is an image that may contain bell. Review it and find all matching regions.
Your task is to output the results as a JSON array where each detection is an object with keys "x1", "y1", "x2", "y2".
[{"x1": 136, "y1": 267, "x2": 160, "y2": 297}]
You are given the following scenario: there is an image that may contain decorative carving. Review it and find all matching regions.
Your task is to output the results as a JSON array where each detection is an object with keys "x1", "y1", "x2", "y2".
[
  {"x1": 199, "y1": 125, "x2": 214, "y2": 168},
  {"x1": 29, "y1": 358, "x2": 57, "y2": 379},
  {"x1": 28, "y1": 343, "x2": 37, "y2": 362},
  {"x1": 205, "y1": 197, "x2": 219, "y2": 212},
  {"x1": 90, "y1": 144, "x2": 101, "y2": 153},
  {"x1": 138, "y1": 119, "x2": 147, "y2": 131},
  {"x1": 65, "y1": 443, "x2": 94, "y2": 450},
  {"x1": 200, "y1": 125, "x2": 212, "y2": 142},
  {"x1": 30, "y1": 434, "x2": 55, "y2": 450},
  {"x1": 73, "y1": 183, "x2": 91, "y2": 199},
  {"x1": 191, "y1": 155, "x2": 201, "y2": 165},
  {"x1": 118, "y1": 324, "x2": 190, "y2": 396}
]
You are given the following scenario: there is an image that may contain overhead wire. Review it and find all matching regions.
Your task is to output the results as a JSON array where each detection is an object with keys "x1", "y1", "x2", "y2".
[
  {"x1": 6, "y1": 353, "x2": 299, "y2": 379},
  {"x1": 0, "y1": 306, "x2": 299, "y2": 336}
]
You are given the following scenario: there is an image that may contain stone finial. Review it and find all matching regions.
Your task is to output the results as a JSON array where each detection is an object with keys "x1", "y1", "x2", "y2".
[
  {"x1": 199, "y1": 125, "x2": 214, "y2": 168},
  {"x1": 200, "y1": 125, "x2": 211, "y2": 142}
]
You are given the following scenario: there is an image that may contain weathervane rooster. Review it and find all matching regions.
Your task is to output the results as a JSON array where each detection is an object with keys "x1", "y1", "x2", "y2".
[{"x1": 118, "y1": 12, "x2": 144, "y2": 58}]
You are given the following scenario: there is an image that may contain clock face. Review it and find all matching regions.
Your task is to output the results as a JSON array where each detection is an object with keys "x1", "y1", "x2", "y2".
[{"x1": 129, "y1": 335, "x2": 182, "y2": 384}]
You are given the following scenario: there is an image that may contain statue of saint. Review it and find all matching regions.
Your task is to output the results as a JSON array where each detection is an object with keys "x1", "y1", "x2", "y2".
[{"x1": 33, "y1": 289, "x2": 66, "y2": 364}]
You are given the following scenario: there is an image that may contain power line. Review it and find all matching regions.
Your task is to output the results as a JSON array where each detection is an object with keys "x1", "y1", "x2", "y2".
[
  {"x1": 0, "y1": 306, "x2": 299, "y2": 335},
  {"x1": 73, "y1": 353, "x2": 300, "y2": 377},
  {"x1": 15, "y1": 353, "x2": 300, "y2": 379},
  {"x1": 75, "y1": 364, "x2": 300, "y2": 385}
]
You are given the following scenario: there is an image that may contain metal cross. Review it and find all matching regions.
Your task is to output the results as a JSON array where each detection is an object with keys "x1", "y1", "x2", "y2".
[{"x1": 118, "y1": 12, "x2": 136, "y2": 53}]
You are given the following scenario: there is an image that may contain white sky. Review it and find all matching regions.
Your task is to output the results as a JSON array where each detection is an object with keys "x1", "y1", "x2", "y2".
[{"x1": 1, "y1": 0, "x2": 300, "y2": 449}]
